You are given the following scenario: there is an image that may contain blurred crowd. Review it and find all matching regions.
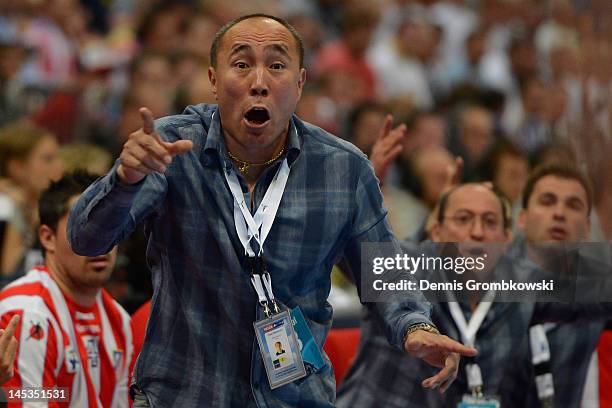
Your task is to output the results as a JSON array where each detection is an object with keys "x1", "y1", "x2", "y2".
[{"x1": 0, "y1": 0, "x2": 610, "y2": 312}]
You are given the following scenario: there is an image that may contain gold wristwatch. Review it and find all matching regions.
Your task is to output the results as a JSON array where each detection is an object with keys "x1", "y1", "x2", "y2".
[{"x1": 403, "y1": 322, "x2": 440, "y2": 343}]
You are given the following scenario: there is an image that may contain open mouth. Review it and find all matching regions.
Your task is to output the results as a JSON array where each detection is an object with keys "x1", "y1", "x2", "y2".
[
  {"x1": 244, "y1": 107, "x2": 270, "y2": 125},
  {"x1": 549, "y1": 227, "x2": 567, "y2": 240}
]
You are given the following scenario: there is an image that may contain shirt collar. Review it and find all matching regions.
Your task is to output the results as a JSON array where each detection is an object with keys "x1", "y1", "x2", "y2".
[{"x1": 203, "y1": 109, "x2": 302, "y2": 168}]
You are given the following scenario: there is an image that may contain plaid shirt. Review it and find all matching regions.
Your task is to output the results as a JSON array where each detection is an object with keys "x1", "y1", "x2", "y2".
[
  {"x1": 512, "y1": 240, "x2": 609, "y2": 408},
  {"x1": 67, "y1": 104, "x2": 432, "y2": 407},
  {"x1": 337, "y1": 246, "x2": 612, "y2": 408}
]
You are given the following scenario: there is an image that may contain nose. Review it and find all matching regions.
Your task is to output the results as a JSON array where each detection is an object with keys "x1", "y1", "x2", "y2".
[
  {"x1": 552, "y1": 203, "x2": 566, "y2": 221},
  {"x1": 470, "y1": 217, "x2": 485, "y2": 241},
  {"x1": 250, "y1": 66, "x2": 269, "y2": 97}
]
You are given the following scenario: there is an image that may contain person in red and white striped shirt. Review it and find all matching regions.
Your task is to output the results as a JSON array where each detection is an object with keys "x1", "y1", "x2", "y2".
[{"x1": 0, "y1": 172, "x2": 133, "y2": 407}]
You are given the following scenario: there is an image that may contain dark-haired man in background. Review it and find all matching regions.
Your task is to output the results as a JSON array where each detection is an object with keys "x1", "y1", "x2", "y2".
[
  {"x1": 514, "y1": 165, "x2": 609, "y2": 408},
  {"x1": 0, "y1": 172, "x2": 133, "y2": 407},
  {"x1": 68, "y1": 13, "x2": 476, "y2": 408}
]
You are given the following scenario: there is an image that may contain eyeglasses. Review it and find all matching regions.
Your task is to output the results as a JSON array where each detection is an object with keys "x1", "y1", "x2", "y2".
[{"x1": 443, "y1": 211, "x2": 502, "y2": 231}]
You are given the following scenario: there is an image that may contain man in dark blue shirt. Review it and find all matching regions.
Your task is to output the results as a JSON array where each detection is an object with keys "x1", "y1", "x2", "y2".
[{"x1": 67, "y1": 14, "x2": 475, "y2": 407}]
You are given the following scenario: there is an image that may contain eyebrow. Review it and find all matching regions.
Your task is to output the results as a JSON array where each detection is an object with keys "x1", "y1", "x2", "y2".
[
  {"x1": 228, "y1": 43, "x2": 292, "y2": 60},
  {"x1": 265, "y1": 43, "x2": 291, "y2": 60},
  {"x1": 229, "y1": 44, "x2": 252, "y2": 58}
]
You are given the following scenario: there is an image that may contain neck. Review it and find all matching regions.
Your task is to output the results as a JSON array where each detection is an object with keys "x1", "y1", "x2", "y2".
[
  {"x1": 226, "y1": 130, "x2": 288, "y2": 185},
  {"x1": 525, "y1": 242, "x2": 564, "y2": 272},
  {"x1": 47, "y1": 257, "x2": 98, "y2": 308}
]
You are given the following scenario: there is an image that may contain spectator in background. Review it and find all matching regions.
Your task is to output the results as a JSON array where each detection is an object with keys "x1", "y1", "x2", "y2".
[
  {"x1": 368, "y1": 9, "x2": 438, "y2": 109},
  {"x1": 432, "y1": 26, "x2": 488, "y2": 97},
  {"x1": 0, "y1": 121, "x2": 63, "y2": 278},
  {"x1": 337, "y1": 183, "x2": 524, "y2": 407},
  {"x1": 389, "y1": 145, "x2": 457, "y2": 241},
  {"x1": 513, "y1": 165, "x2": 605, "y2": 408},
  {"x1": 449, "y1": 105, "x2": 495, "y2": 180},
  {"x1": 344, "y1": 102, "x2": 389, "y2": 156},
  {"x1": 136, "y1": 2, "x2": 191, "y2": 55},
  {"x1": 18, "y1": 0, "x2": 79, "y2": 88},
  {"x1": 286, "y1": 13, "x2": 325, "y2": 70},
  {"x1": 314, "y1": 1, "x2": 380, "y2": 99},
  {"x1": 515, "y1": 77, "x2": 554, "y2": 152},
  {"x1": 477, "y1": 138, "x2": 530, "y2": 225},
  {"x1": 480, "y1": 34, "x2": 539, "y2": 135},
  {"x1": 0, "y1": 27, "x2": 35, "y2": 126},
  {"x1": 0, "y1": 171, "x2": 132, "y2": 407},
  {"x1": 182, "y1": 13, "x2": 218, "y2": 65}
]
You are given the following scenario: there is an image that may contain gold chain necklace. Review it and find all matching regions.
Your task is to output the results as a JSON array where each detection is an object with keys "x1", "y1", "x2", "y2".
[{"x1": 227, "y1": 147, "x2": 285, "y2": 174}]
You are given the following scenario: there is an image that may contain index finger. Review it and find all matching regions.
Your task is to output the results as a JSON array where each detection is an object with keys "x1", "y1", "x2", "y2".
[
  {"x1": 4, "y1": 315, "x2": 19, "y2": 338},
  {"x1": 139, "y1": 107, "x2": 155, "y2": 135},
  {"x1": 377, "y1": 114, "x2": 393, "y2": 141},
  {"x1": 440, "y1": 337, "x2": 478, "y2": 357},
  {"x1": 0, "y1": 315, "x2": 19, "y2": 353}
]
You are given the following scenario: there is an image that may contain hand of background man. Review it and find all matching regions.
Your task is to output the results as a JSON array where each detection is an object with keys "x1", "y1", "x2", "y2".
[
  {"x1": 370, "y1": 114, "x2": 406, "y2": 186},
  {"x1": 117, "y1": 108, "x2": 194, "y2": 185},
  {"x1": 404, "y1": 329, "x2": 477, "y2": 394}
]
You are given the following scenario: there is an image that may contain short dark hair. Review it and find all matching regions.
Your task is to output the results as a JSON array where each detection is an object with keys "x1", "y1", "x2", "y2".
[
  {"x1": 477, "y1": 137, "x2": 527, "y2": 182},
  {"x1": 39, "y1": 171, "x2": 98, "y2": 232},
  {"x1": 210, "y1": 14, "x2": 304, "y2": 69},
  {"x1": 437, "y1": 183, "x2": 512, "y2": 230},
  {"x1": 522, "y1": 164, "x2": 592, "y2": 215}
]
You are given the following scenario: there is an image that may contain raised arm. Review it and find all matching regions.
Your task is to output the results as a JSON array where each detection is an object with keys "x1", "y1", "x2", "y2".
[{"x1": 67, "y1": 108, "x2": 193, "y2": 256}]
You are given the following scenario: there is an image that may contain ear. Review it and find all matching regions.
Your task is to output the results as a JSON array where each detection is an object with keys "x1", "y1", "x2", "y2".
[
  {"x1": 297, "y1": 68, "x2": 307, "y2": 98},
  {"x1": 517, "y1": 209, "x2": 526, "y2": 232},
  {"x1": 430, "y1": 221, "x2": 442, "y2": 242},
  {"x1": 38, "y1": 224, "x2": 56, "y2": 253},
  {"x1": 583, "y1": 215, "x2": 591, "y2": 239},
  {"x1": 208, "y1": 67, "x2": 218, "y2": 100}
]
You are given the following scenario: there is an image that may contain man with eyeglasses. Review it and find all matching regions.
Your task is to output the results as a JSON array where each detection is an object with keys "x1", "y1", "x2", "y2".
[
  {"x1": 338, "y1": 182, "x2": 523, "y2": 407},
  {"x1": 338, "y1": 181, "x2": 612, "y2": 407}
]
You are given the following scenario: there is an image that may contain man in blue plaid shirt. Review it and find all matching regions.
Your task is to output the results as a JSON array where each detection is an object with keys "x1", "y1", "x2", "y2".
[{"x1": 67, "y1": 14, "x2": 476, "y2": 408}]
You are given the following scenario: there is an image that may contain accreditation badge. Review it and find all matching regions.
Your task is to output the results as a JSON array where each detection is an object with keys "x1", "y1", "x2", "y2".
[
  {"x1": 458, "y1": 395, "x2": 501, "y2": 408},
  {"x1": 254, "y1": 310, "x2": 306, "y2": 389}
]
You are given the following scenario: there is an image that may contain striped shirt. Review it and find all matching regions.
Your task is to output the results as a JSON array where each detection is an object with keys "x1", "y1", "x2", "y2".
[{"x1": 0, "y1": 266, "x2": 133, "y2": 408}]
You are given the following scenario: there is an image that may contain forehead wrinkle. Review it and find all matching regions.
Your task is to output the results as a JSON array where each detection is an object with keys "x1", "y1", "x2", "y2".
[{"x1": 223, "y1": 22, "x2": 297, "y2": 57}]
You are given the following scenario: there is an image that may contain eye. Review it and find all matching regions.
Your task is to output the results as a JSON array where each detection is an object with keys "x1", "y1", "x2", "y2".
[
  {"x1": 483, "y1": 216, "x2": 500, "y2": 230},
  {"x1": 453, "y1": 213, "x2": 473, "y2": 226},
  {"x1": 538, "y1": 193, "x2": 556, "y2": 206},
  {"x1": 235, "y1": 62, "x2": 249, "y2": 69},
  {"x1": 270, "y1": 62, "x2": 284, "y2": 70},
  {"x1": 567, "y1": 198, "x2": 585, "y2": 211}
]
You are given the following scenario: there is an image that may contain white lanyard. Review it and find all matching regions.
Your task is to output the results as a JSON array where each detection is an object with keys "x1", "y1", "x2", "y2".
[
  {"x1": 529, "y1": 324, "x2": 554, "y2": 401},
  {"x1": 223, "y1": 150, "x2": 290, "y2": 316},
  {"x1": 224, "y1": 158, "x2": 290, "y2": 258},
  {"x1": 448, "y1": 291, "x2": 495, "y2": 394}
]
